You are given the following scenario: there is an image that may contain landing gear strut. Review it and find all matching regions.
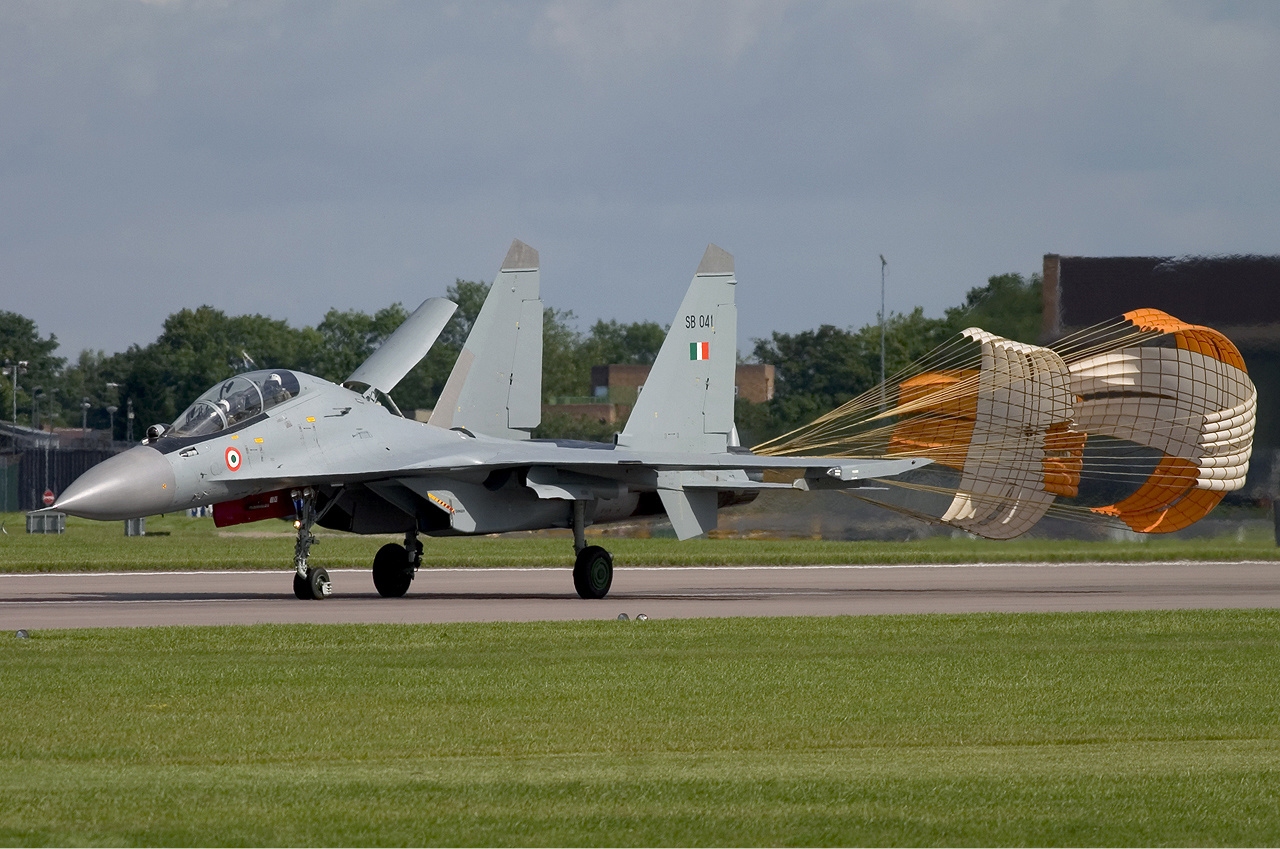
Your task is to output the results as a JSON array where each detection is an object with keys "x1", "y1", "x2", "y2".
[
  {"x1": 291, "y1": 487, "x2": 331, "y2": 600},
  {"x1": 571, "y1": 500, "x2": 613, "y2": 599},
  {"x1": 372, "y1": 528, "x2": 420, "y2": 598}
]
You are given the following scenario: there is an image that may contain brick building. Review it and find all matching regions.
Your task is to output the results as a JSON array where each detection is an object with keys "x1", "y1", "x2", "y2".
[{"x1": 589, "y1": 363, "x2": 775, "y2": 404}]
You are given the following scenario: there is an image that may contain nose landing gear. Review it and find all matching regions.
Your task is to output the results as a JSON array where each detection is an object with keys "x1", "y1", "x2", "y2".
[{"x1": 291, "y1": 487, "x2": 331, "y2": 600}]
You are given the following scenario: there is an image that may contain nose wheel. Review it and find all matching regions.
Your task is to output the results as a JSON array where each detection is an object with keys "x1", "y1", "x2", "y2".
[{"x1": 294, "y1": 567, "x2": 332, "y2": 600}]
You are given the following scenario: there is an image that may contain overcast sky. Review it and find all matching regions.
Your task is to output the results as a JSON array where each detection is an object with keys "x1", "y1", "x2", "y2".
[{"x1": 3, "y1": 1, "x2": 1279, "y2": 360}]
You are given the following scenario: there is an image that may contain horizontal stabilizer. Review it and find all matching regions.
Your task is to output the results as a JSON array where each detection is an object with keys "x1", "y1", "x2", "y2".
[
  {"x1": 345, "y1": 297, "x2": 458, "y2": 394},
  {"x1": 657, "y1": 481, "x2": 718, "y2": 540}
]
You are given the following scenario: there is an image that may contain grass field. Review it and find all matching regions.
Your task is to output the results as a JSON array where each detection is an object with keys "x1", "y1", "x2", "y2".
[
  {"x1": 2, "y1": 610, "x2": 1279, "y2": 845},
  {"x1": 2, "y1": 511, "x2": 1278, "y2": 572}
]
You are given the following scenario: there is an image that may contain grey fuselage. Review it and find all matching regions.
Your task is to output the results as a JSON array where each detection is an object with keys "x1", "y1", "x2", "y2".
[{"x1": 54, "y1": 370, "x2": 739, "y2": 536}]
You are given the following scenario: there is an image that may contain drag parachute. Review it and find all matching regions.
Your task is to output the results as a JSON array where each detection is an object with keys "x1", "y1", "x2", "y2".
[{"x1": 753, "y1": 308, "x2": 1255, "y2": 539}]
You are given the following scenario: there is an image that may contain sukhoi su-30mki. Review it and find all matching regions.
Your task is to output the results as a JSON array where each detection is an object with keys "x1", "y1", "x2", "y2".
[{"x1": 52, "y1": 242, "x2": 927, "y2": 600}]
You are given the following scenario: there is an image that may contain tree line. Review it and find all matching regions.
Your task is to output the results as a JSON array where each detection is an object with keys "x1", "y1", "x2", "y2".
[{"x1": 0, "y1": 272, "x2": 1040, "y2": 444}]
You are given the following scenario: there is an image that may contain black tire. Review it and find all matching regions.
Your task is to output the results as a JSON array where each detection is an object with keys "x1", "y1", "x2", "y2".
[
  {"x1": 308, "y1": 566, "x2": 332, "y2": 600},
  {"x1": 372, "y1": 542, "x2": 413, "y2": 598},
  {"x1": 573, "y1": 545, "x2": 613, "y2": 599},
  {"x1": 293, "y1": 571, "x2": 310, "y2": 600}
]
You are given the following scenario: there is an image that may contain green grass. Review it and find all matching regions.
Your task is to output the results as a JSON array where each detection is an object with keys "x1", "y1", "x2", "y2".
[
  {"x1": 1, "y1": 511, "x2": 1278, "y2": 572},
  {"x1": 2, "y1": 611, "x2": 1280, "y2": 845}
]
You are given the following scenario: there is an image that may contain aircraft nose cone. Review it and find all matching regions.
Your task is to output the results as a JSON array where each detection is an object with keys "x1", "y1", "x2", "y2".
[{"x1": 55, "y1": 446, "x2": 177, "y2": 520}]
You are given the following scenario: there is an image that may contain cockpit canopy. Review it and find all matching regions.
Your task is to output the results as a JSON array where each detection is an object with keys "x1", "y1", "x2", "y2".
[{"x1": 168, "y1": 370, "x2": 302, "y2": 438}]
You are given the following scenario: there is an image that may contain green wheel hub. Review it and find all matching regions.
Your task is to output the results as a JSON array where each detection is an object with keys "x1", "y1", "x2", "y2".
[{"x1": 573, "y1": 545, "x2": 614, "y2": 599}]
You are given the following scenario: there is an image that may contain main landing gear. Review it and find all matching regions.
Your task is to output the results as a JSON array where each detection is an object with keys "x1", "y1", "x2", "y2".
[
  {"x1": 288, "y1": 493, "x2": 614, "y2": 601},
  {"x1": 291, "y1": 487, "x2": 331, "y2": 600},
  {"x1": 372, "y1": 528, "x2": 421, "y2": 598},
  {"x1": 571, "y1": 500, "x2": 613, "y2": 599}
]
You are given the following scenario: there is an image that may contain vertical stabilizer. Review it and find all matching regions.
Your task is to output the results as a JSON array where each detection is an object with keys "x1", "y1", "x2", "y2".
[
  {"x1": 429, "y1": 240, "x2": 543, "y2": 439},
  {"x1": 617, "y1": 244, "x2": 738, "y2": 454}
]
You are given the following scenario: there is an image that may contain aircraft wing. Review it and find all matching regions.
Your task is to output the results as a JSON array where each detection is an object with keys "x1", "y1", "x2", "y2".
[
  {"x1": 214, "y1": 432, "x2": 927, "y2": 542},
  {"x1": 374, "y1": 444, "x2": 928, "y2": 541},
  {"x1": 200, "y1": 238, "x2": 933, "y2": 542},
  {"x1": 398, "y1": 441, "x2": 926, "y2": 485},
  {"x1": 217, "y1": 429, "x2": 928, "y2": 491}
]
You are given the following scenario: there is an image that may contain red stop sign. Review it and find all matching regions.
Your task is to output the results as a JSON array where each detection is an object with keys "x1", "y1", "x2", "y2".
[{"x1": 42, "y1": 489, "x2": 55, "y2": 507}]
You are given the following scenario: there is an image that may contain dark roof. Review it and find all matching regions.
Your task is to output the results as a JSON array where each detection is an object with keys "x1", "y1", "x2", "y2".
[{"x1": 1056, "y1": 255, "x2": 1280, "y2": 330}]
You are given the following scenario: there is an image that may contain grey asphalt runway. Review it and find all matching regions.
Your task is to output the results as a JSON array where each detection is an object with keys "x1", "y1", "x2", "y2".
[{"x1": 3, "y1": 561, "x2": 1279, "y2": 630}]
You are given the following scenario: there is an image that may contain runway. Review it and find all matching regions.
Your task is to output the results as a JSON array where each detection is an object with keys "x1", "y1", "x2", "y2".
[{"x1": 3, "y1": 561, "x2": 1280, "y2": 630}]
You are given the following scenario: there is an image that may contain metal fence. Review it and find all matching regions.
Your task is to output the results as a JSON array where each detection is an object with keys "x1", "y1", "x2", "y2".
[
  {"x1": 0, "y1": 447, "x2": 122, "y2": 512},
  {"x1": 0, "y1": 454, "x2": 18, "y2": 513}
]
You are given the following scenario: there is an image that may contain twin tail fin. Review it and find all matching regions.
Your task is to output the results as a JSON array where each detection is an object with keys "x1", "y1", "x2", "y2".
[
  {"x1": 429, "y1": 240, "x2": 544, "y2": 439},
  {"x1": 617, "y1": 244, "x2": 738, "y2": 455}
]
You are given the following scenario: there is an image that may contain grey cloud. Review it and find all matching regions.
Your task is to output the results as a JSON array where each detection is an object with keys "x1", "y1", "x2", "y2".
[{"x1": 2, "y1": 0, "x2": 1278, "y2": 358}]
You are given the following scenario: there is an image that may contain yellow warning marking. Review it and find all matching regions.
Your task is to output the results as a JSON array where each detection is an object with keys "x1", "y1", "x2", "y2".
[
  {"x1": 427, "y1": 492, "x2": 455, "y2": 514},
  {"x1": 306, "y1": 416, "x2": 316, "y2": 423},
  {"x1": 231, "y1": 434, "x2": 239, "y2": 439},
  {"x1": 254, "y1": 437, "x2": 264, "y2": 443}
]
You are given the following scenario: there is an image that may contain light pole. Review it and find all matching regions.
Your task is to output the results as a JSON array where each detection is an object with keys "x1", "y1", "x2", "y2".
[
  {"x1": 126, "y1": 398, "x2": 134, "y2": 443},
  {"x1": 879, "y1": 255, "x2": 887, "y2": 409},
  {"x1": 43, "y1": 387, "x2": 56, "y2": 432},
  {"x1": 32, "y1": 387, "x2": 42, "y2": 431},
  {"x1": 3, "y1": 360, "x2": 27, "y2": 424},
  {"x1": 81, "y1": 397, "x2": 91, "y2": 431},
  {"x1": 105, "y1": 382, "x2": 120, "y2": 442}
]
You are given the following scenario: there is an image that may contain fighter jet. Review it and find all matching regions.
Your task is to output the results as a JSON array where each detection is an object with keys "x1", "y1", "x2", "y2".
[{"x1": 53, "y1": 241, "x2": 927, "y2": 600}]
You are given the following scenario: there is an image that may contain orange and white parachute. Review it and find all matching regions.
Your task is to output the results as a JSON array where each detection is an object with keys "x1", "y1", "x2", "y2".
[
  {"x1": 1055, "y1": 309, "x2": 1255, "y2": 533},
  {"x1": 753, "y1": 308, "x2": 1256, "y2": 539}
]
